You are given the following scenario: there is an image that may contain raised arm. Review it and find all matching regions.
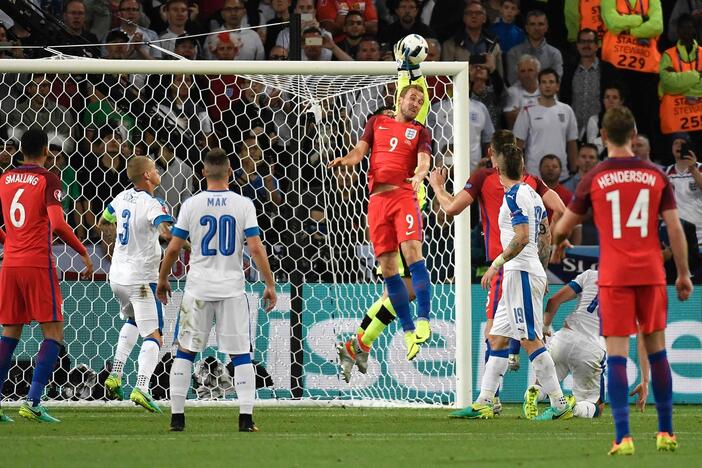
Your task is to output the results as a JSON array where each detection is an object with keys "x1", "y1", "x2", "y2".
[
  {"x1": 328, "y1": 140, "x2": 370, "y2": 168},
  {"x1": 428, "y1": 167, "x2": 474, "y2": 216}
]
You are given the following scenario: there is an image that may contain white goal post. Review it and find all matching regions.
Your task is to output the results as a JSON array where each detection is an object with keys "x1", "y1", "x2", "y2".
[{"x1": 0, "y1": 59, "x2": 471, "y2": 407}]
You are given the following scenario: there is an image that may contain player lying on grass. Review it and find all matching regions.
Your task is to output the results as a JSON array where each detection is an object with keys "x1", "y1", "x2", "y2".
[
  {"x1": 157, "y1": 149, "x2": 276, "y2": 433},
  {"x1": 449, "y1": 144, "x2": 573, "y2": 420},
  {"x1": 99, "y1": 156, "x2": 177, "y2": 413},
  {"x1": 524, "y1": 268, "x2": 649, "y2": 419},
  {"x1": 0, "y1": 127, "x2": 93, "y2": 423},
  {"x1": 551, "y1": 106, "x2": 693, "y2": 455},
  {"x1": 429, "y1": 129, "x2": 566, "y2": 415},
  {"x1": 335, "y1": 42, "x2": 432, "y2": 383},
  {"x1": 329, "y1": 43, "x2": 434, "y2": 367}
]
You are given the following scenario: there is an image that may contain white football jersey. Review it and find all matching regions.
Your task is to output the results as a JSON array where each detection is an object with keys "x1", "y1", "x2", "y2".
[
  {"x1": 563, "y1": 269, "x2": 604, "y2": 349},
  {"x1": 173, "y1": 190, "x2": 259, "y2": 300},
  {"x1": 499, "y1": 183, "x2": 547, "y2": 277},
  {"x1": 107, "y1": 189, "x2": 174, "y2": 285}
]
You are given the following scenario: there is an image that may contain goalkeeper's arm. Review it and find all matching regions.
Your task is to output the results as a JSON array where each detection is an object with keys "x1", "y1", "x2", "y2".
[{"x1": 394, "y1": 41, "x2": 430, "y2": 125}]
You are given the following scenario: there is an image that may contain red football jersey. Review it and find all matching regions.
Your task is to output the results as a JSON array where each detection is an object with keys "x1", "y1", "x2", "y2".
[
  {"x1": 464, "y1": 168, "x2": 549, "y2": 261},
  {"x1": 569, "y1": 157, "x2": 676, "y2": 287},
  {"x1": 0, "y1": 165, "x2": 63, "y2": 267},
  {"x1": 361, "y1": 115, "x2": 432, "y2": 193}
]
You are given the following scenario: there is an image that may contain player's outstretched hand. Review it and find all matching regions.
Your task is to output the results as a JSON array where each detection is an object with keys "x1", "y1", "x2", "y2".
[
  {"x1": 629, "y1": 382, "x2": 648, "y2": 412},
  {"x1": 428, "y1": 167, "x2": 447, "y2": 189},
  {"x1": 156, "y1": 279, "x2": 172, "y2": 305},
  {"x1": 80, "y1": 253, "x2": 94, "y2": 280},
  {"x1": 675, "y1": 274, "x2": 693, "y2": 301},
  {"x1": 262, "y1": 285, "x2": 277, "y2": 312},
  {"x1": 480, "y1": 266, "x2": 497, "y2": 290},
  {"x1": 549, "y1": 239, "x2": 572, "y2": 264},
  {"x1": 328, "y1": 157, "x2": 345, "y2": 169}
]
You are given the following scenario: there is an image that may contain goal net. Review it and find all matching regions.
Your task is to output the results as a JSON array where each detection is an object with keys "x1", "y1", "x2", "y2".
[{"x1": 0, "y1": 59, "x2": 471, "y2": 407}]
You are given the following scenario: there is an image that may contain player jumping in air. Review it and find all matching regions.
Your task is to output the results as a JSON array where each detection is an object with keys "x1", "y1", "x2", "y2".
[
  {"x1": 157, "y1": 149, "x2": 276, "y2": 433},
  {"x1": 454, "y1": 144, "x2": 572, "y2": 420},
  {"x1": 0, "y1": 127, "x2": 93, "y2": 423},
  {"x1": 525, "y1": 268, "x2": 651, "y2": 420},
  {"x1": 333, "y1": 44, "x2": 433, "y2": 382},
  {"x1": 429, "y1": 130, "x2": 566, "y2": 416},
  {"x1": 552, "y1": 106, "x2": 693, "y2": 455},
  {"x1": 328, "y1": 48, "x2": 434, "y2": 365},
  {"x1": 100, "y1": 156, "x2": 177, "y2": 413}
]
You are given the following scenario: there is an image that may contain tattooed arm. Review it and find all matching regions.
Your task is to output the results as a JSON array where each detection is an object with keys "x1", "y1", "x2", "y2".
[
  {"x1": 480, "y1": 224, "x2": 529, "y2": 289},
  {"x1": 537, "y1": 216, "x2": 552, "y2": 269}
]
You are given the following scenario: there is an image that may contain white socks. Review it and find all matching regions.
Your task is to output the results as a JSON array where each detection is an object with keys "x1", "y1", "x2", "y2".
[
  {"x1": 113, "y1": 322, "x2": 139, "y2": 377},
  {"x1": 170, "y1": 357, "x2": 193, "y2": 414},
  {"x1": 477, "y1": 355, "x2": 508, "y2": 404},
  {"x1": 530, "y1": 350, "x2": 566, "y2": 410},
  {"x1": 135, "y1": 339, "x2": 160, "y2": 392},
  {"x1": 573, "y1": 401, "x2": 598, "y2": 418},
  {"x1": 234, "y1": 363, "x2": 255, "y2": 415}
]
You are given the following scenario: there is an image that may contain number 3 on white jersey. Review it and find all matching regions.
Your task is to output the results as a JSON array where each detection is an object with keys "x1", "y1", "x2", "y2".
[
  {"x1": 605, "y1": 189, "x2": 649, "y2": 239},
  {"x1": 10, "y1": 188, "x2": 26, "y2": 228}
]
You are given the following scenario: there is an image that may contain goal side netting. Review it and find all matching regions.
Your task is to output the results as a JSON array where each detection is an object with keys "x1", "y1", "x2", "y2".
[{"x1": 0, "y1": 59, "x2": 471, "y2": 407}]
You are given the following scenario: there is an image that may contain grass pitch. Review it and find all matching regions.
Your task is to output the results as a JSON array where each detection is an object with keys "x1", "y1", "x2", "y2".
[{"x1": 1, "y1": 405, "x2": 701, "y2": 467}]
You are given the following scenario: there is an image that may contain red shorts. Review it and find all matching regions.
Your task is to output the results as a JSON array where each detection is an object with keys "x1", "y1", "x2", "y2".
[
  {"x1": 599, "y1": 285, "x2": 668, "y2": 336},
  {"x1": 368, "y1": 189, "x2": 423, "y2": 257},
  {"x1": 0, "y1": 266, "x2": 63, "y2": 325},
  {"x1": 484, "y1": 267, "x2": 504, "y2": 320}
]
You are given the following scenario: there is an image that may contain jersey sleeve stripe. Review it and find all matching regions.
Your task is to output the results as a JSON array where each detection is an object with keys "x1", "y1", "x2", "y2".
[
  {"x1": 172, "y1": 226, "x2": 189, "y2": 239},
  {"x1": 153, "y1": 214, "x2": 175, "y2": 226},
  {"x1": 567, "y1": 280, "x2": 583, "y2": 294},
  {"x1": 106, "y1": 204, "x2": 115, "y2": 214},
  {"x1": 244, "y1": 226, "x2": 260, "y2": 238},
  {"x1": 510, "y1": 215, "x2": 528, "y2": 226}
]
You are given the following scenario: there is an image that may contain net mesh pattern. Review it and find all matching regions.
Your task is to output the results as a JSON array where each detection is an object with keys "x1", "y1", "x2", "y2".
[{"x1": 0, "y1": 69, "x2": 457, "y2": 405}]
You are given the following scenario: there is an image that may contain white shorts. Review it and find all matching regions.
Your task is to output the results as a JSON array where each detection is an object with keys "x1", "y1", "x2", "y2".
[
  {"x1": 548, "y1": 327, "x2": 606, "y2": 403},
  {"x1": 110, "y1": 282, "x2": 163, "y2": 338},
  {"x1": 176, "y1": 291, "x2": 251, "y2": 355},
  {"x1": 491, "y1": 270, "x2": 546, "y2": 341}
]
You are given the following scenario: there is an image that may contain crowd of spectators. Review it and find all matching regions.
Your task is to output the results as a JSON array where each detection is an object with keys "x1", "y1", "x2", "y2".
[{"x1": 0, "y1": 0, "x2": 700, "y2": 284}]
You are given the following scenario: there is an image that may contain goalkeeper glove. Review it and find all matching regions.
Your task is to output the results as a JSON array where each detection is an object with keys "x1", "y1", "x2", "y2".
[{"x1": 394, "y1": 40, "x2": 423, "y2": 82}]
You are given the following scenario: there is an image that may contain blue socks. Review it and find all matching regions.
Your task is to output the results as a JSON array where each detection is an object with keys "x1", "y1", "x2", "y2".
[
  {"x1": 508, "y1": 338, "x2": 521, "y2": 355},
  {"x1": 607, "y1": 355, "x2": 630, "y2": 444},
  {"x1": 385, "y1": 274, "x2": 414, "y2": 332},
  {"x1": 28, "y1": 339, "x2": 61, "y2": 406},
  {"x1": 0, "y1": 336, "x2": 19, "y2": 398},
  {"x1": 649, "y1": 349, "x2": 673, "y2": 434},
  {"x1": 408, "y1": 260, "x2": 431, "y2": 321}
]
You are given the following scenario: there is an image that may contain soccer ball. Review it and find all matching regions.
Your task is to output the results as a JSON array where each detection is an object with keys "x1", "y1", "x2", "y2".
[{"x1": 400, "y1": 34, "x2": 428, "y2": 65}]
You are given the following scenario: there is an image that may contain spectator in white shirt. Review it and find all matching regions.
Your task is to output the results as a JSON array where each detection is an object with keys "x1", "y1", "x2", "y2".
[
  {"x1": 503, "y1": 54, "x2": 541, "y2": 129},
  {"x1": 158, "y1": 0, "x2": 190, "y2": 54},
  {"x1": 513, "y1": 68, "x2": 578, "y2": 179},
  {"x1": 205, "y1": 0, "x2": 265, "y2": 60},
  {"x1": 276, "y1": 0, "x2": 334, "y2": 60},
  {"x1": 666, "y1": 134, "x2": 702, "y2": 244}
]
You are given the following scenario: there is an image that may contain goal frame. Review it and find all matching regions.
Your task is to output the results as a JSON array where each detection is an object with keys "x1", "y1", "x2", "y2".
[{"x1": 0, "y1": 59, "x2": 472, "y2": 407}]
